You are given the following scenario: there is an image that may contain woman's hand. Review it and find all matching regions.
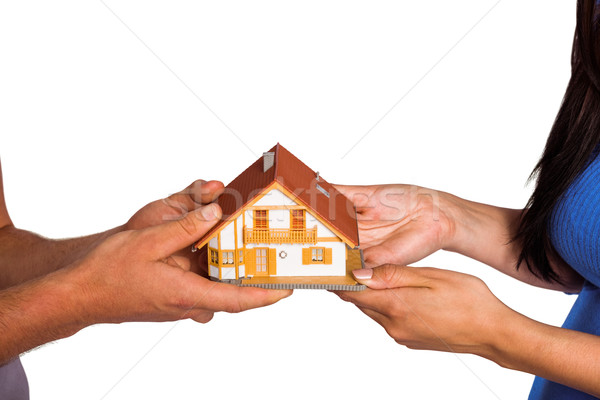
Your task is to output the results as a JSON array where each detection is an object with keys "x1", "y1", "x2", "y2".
[
  {"x1": 336, "y1": 264, "x2": 600, "y2": 397},
  {"x1": 335, "y1": 184, "x2": 583, "y2": 291},
  {"x1": 334, "y1": 184, "x2": 455, "y2": 267},
  {"x1": 335, "y1": 264, "x2": 513, "y2": 357}
]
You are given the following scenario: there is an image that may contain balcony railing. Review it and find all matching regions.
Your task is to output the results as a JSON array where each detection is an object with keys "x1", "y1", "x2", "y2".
[{"x1": 244, "y1": 226, "x2": 317, "y2": 244}]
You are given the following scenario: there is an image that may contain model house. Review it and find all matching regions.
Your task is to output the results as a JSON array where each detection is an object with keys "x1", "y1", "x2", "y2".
[{"x1": 195, "y1": 143, "x2": 363, "y2": 290}]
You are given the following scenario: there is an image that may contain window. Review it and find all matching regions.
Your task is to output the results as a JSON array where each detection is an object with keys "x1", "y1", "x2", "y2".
[
  {"x1": 238, "y1": 250, "x2": 244, "y2": 264},
  {"x1": 311, "y1": 247, "x2": 324, "y2": 263},
  {"x1": 303, "y1": 247, "x2": 332, "y2": 265},
  {"x1": 209, "y1": 248, "x2": 219, "y2": 265},
  {"x1": 254, "y1": 210, "x2": 268, "y2": 229},
  {"x1": 290, "y1": 209, "x2": 305, "y2": 230},
  {"x1": 222, "y1": 251, "x2": 234, "y2": 265}
]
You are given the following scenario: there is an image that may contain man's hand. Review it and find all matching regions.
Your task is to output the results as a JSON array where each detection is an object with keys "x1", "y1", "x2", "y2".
[
  {"x1": 124, "y1": 179, "x2": 224, "y2": 275},
  {"x1": 125, "y1": 179, "x2": 225, "y2": 231},
  {"x1": 334, "y1": 184, "x2": 455, "y2": 267},
  {"x1": 0, "y1": 203, "x2": 291, "y2": 363},
  {"x1": 70, "y1": 203, "x2": 292, "y2": 325}
]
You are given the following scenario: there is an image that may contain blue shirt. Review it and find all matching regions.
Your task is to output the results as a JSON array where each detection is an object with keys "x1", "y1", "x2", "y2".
[{"x1": 529, "y1": 147, "x2": 600, "y2": 399}]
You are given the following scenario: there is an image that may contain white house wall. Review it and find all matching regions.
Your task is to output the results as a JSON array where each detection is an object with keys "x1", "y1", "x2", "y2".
[
  {"x1": 253, "y1": 188, "x2": 297, "y2": 206},
  {"x1": 208, "y1": 214, "x2": 244, "y2": 249},
  {"x1": 246, "y1": 188, "x2": 336, "y2": 238},
  {"x1": 245, "y1": 242, "x2": 346, "y2": 277},
  {"x1": 220, "y1": 222, "x2": 235, "y2": 249},
  {"x1": 209, "y1": 187, "x2": 349, "y2": 279},
  {"x1": 208, "y1": 214, "x2": 245, "y2": 280},
  {"x1": 251, "y1": 208, "x2": 289, "y2": 229},
  {"x1": 236, "y1": 214, "x2": 244, "y2": 248},
  {"x1": 220, "y1": 267, "x2": 237, "y2": 280},
  {"x1": 308, "y1": 214, "x2": 334, "y2": 236}
]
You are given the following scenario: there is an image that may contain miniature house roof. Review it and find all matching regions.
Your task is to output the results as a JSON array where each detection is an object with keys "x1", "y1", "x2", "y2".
[{"x1": 195, "y1": 143, "x2": 359, "y2": 249}]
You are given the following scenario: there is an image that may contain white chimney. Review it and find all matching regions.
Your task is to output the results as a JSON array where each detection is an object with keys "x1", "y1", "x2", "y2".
[{"x1": 263, "y1": 152, "x2": 274, "y2": 172}]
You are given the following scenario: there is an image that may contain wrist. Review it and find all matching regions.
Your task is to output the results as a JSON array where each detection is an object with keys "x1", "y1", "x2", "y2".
[
  {"x1": 440, "y1": 194, "x2": 522, "y2": 266},
  {"x1": 436, "y1": 191, "x2": 466, "y2": 252},
  {"x1": 44, "y1": 266, "x2": 96, "y2": 332},
  {"x1": 60, "y1": 251, "x2": 130, "y2": 326},
  {"x1": 477, "y1": 307, "x2": 531, "y2": 369}
]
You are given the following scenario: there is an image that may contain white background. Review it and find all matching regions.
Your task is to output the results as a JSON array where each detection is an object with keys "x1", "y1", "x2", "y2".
[{"x1": 0, "y1": 1, "x2": 578, "y2": 399}]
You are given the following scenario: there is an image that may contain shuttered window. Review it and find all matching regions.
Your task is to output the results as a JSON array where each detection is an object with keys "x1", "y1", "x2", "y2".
[
  {"x1": 290, "y1": 209, "x2": 305, "y2": 230},
  {"x1": 254, "y1": 210, "x2": 268, "y2": 229},
  {"x1": 302, "y1": 247, "x2": 333, "y2": 265},
  {"x1": 312, "y1": 248, "x2": 324, "y2": 262}
]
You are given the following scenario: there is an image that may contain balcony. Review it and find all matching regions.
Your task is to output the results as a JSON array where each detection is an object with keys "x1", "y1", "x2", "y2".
[{"x1": 244, "y1": 226, "x2": 317, "y2": 245}]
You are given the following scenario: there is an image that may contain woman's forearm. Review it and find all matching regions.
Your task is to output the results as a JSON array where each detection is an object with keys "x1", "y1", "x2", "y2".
[
  {"x1": 486, "y1": 310, "x2": 600, "y2": 398},
  {"x1": 440, "y1": 193, "x2": 583, "y2": 292}
]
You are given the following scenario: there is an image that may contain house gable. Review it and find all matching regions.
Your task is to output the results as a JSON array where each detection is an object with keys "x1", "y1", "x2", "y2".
[{"x1": 195, "y1": 143, "x2": 359, "y2": 250}]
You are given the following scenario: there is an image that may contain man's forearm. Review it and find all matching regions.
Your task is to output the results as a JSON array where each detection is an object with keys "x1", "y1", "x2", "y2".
[
  {"x1": 0, "y1": 224, "x2": 124, "y2": 290},
  {"x1": 0, "y1": 266, "x2": 89, "y2": 365},
  {"x1": 441, "y1": 194, "x2": 583, "y2": 292}
]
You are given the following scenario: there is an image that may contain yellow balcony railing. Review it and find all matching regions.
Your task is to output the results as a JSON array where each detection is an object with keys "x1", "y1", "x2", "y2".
[{"x1": 244, "y1": 226, "x2": 317, "y2": 244}]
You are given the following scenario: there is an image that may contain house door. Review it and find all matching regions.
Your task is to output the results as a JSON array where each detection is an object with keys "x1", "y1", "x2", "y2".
[{"x1": 254, "y1": 248, "x2": 268, "y2": 276}]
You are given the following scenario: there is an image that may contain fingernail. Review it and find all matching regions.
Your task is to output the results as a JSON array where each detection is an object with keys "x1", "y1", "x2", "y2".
[
  {"x1": 352, "y1": 268, "x2": 373, "y2": 280},
  {"x1": 200, "y1": 204, "x2": 219, "y2": 220}
]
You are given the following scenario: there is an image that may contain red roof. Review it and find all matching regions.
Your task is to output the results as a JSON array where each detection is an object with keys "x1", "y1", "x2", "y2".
[{"x1": 195, "y1": 143, "x2": 359, "y2": 248}]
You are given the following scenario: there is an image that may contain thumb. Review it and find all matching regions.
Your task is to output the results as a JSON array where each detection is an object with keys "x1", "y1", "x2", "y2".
[
  {"x1": 351, "y1": 264, "x2": 432, "y2": 290},
  {"x1": 146, "y1": 203, "x2": 222, "y2": 258}
]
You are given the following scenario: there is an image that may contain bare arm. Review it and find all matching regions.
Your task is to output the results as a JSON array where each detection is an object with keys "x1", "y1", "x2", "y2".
[
  {"x1": 0, "y1": 266, "x2": 87, "y2": 362},
  {"x1": 337, "y1": 265, "x2": 600, "y2": 397},
  {"x1": 0, "y1": 161, "x2": 122, "y2": 289},
  {"x1": 0, "y1": 206, "x2": 291, "y2": 364},
  {"x1": 442, "y1": 192, "x2": 583, "y2": 292},
  {"x1": 0, "y1": 226, "x2": 122, "y2": 290},
  {"x1": 0, "y1": 161, "x2": 291, "y2": 364},
  {"x1": 494, "y1": 310, "x2": 600, "y2": 397}
]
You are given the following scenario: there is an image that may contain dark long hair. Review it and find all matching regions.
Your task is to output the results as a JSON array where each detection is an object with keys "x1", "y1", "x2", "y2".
[{"x1": 516, "y1": 0, "x2": 600, "y2": 281}]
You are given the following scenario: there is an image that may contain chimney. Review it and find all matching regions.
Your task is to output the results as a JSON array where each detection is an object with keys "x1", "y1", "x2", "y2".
[{"x1": 263, "y1": 152, "x2": 274, "y2": 172}]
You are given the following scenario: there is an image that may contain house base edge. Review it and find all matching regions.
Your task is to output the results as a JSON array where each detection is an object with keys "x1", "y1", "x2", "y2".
[{"x1": 209, "y1": 277, "x2": 365, "y2": 291}]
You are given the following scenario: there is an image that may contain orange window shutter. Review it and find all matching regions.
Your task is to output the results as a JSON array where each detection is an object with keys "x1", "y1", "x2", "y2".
[
  {"x1": 324, "y1": 248, "x2": 332, "y2": 264},
  {"x1": 245, "y1": 249, "x2": 255, "y2": 275},
  {"x1": 302, "y1": 248, "x2": 310, "y2": 265},
  {"x1": 268, "y1": 248, "x2": 277, "y2": 275},
  {"x1": 254, "y1": 210, "x2": 268, "y2": 229},
  {"x1": 291, "y1": 209, "x2": 305, "y2": 230}
]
